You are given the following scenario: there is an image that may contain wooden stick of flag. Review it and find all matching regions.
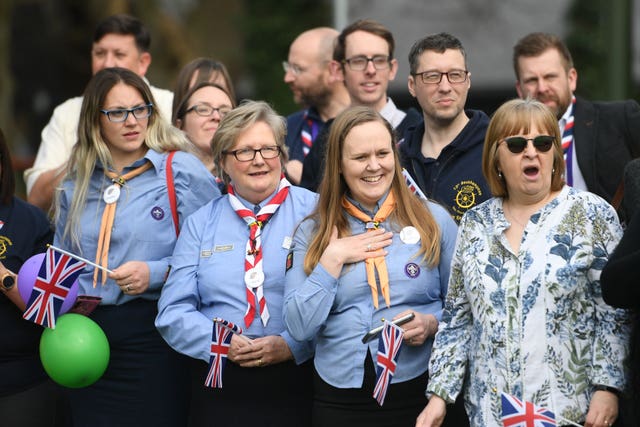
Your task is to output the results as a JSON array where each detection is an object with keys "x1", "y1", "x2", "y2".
[{"x1": 47, "y1": 244, "x2": 114, "y2": 274}]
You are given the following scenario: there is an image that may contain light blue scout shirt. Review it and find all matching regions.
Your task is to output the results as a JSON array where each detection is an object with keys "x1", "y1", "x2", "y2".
[
  {"x1": 156, "y1": 185, "x2": 318, "y2": 364},
  {"x1": 284, "y1": 195, "x2": 458, "y2": 388},
  {"x1": 54, "y1": 149, "x2": 220, "y2": 305}
]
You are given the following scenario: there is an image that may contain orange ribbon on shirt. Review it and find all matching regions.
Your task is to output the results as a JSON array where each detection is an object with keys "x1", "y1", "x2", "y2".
[
  {"x1": 93, "y1": 161, "x2": 152, "y2": 287},
  {"x1": 341, "y1": 191, "x2": 396, "y2": 308}
]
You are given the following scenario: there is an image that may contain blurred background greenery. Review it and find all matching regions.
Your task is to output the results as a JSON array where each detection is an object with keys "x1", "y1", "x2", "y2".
[{"x1": 0, "y1": 0, "x2": 637, "y2": 197}]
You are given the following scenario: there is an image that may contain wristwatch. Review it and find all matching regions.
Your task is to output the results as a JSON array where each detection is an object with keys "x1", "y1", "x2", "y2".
[
  {"x1": 0, "y1": 271, "x2": 16, "y2": 292},
  {"x1": 593, "y1": 384, "x2": 621, "y2": 396}
]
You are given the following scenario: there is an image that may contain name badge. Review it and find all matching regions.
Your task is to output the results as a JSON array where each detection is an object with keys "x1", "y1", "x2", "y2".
[
  {"x1": 214, "y1": 244, "x2": 234, "y2": 252},
  {"x1": 201, "y1": 250, "x2": 213, "y2": 258}
]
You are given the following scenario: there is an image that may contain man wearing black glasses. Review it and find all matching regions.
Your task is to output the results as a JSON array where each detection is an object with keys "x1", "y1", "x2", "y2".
[
  {"x1": 400, "y1": 32, "x2": 491, "y2": 224},
  {"x1": 24, "y1": 14, "x2": 173, "y2": 212},
  {"x1": 513, "y1": 32, "x2": 640, "y2": 221},
  {"x1": 299, "y1": 19, "x2": 421, "y2": 192}
]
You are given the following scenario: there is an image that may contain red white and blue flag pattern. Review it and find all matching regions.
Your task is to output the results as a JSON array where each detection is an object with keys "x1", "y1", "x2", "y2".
[
  {"x1": 501, "y1": 392, "x2": 556, "y2": 427},
  {"x1": 22, "y1": 248, "x2": 85, "y2": 328},
  {"x1": 373, "y1": 320, "x2": 405, "y2": 405},
  {"x1": 205, "y1": 318, "x2": 241, "y2": 388},
  {"x1": 402, "y1": 168, "x2": 427, "y2": 200}
]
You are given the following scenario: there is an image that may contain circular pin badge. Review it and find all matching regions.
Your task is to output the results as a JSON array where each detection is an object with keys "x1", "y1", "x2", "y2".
[
  {"x1": 404, "y1": 262, "x2": 421, "y2": 278},
  {"x1": 244, "y1": 269, "x2": 265, "y2": 288},
  {"x1": 103, "y1": 184, "x2": 121, "y2": 204},
  {"x1": 399, "y1": 226, "x2": 420, "y2": 244}
]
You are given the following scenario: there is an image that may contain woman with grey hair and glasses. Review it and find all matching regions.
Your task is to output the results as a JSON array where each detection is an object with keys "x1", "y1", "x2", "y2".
[{"x1": 157, "y1": 100, "x2": 317, "y2": 427}]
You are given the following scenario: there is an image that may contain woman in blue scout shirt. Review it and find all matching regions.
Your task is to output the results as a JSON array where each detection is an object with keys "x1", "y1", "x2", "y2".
[
  {"x1": 284, "y1": 106, "x2": 457, "y2": 427},
  {"x1": 156, "y1": 100, "x2": 317, "y2": 427},
  {"x1": 54, "y1": 67, "x2": 220, "y2": 427}
]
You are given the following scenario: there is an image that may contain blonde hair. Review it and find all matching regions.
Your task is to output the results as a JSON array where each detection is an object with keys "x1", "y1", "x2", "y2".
[
  {"x1": 303, "y1": 106, "x2": 442, "y2": 275},
  {"x1": 57, "y1": 67, "x2": 192, "y2": 251},
  {"x1": 211, "y1": 100, "x2": 288, "y2": 187},
  {"x1": 482, "y1": 98, "x2": 565, "y2": 198}
]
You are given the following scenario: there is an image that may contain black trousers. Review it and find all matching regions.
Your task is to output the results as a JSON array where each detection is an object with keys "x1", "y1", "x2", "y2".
[
  {"x1": 65, "y1": 299, "x2": 190, "y2": 427},
  {"x1": 188, "y1": 357, "x2": 313, "y2": 427}
]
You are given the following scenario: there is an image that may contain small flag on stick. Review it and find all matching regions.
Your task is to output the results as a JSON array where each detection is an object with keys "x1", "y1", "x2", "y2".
[
  {"x1": 23, "y1": 247, "x2": 86, "y2": 328},
  {"x1": 372, "y1": 320, "x2": 404, "y2": 405}
]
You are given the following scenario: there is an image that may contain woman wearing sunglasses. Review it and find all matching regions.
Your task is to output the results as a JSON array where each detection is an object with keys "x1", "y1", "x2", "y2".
[{"x1": 416, "y1": 98, "x2": 629, "y2": 427}]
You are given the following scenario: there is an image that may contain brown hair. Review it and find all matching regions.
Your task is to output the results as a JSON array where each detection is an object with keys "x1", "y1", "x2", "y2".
[
  {"x1": 482, "y1": 98, "x2": 565, "y2": 198},
  {"x1": 172, "y1": 57, "x2": 236, "y2": 121},
  {"x1": 303, "y1": 106, "x2": 441, "y2": 275},
  {"x1": 0, "y1": 128, "x2": 15, "y2": 204},
  {"x1": 334, "y1": 19, "x2": 395, "y2": 64},
  {"x1": 172, "y1": 81, "x2": 236, "y2": 126},
  {"x1": 512, "y1": 32, "x2": 574, "y2": 81}
]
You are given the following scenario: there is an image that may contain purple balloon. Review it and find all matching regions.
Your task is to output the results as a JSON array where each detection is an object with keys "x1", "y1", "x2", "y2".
[{"x1": 18, "y1": 253, "x2": 80, "y2": 315}]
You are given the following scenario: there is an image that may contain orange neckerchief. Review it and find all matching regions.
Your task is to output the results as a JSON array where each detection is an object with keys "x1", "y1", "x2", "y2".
[
  {"x1": 341, "y1": 191, "x2": 396, "y2": 308},
  {"x1": 93, "y1": 161, "x2": 152, "y2": 287}
]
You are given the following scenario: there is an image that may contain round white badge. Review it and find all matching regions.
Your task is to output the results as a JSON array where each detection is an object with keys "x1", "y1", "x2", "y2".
[
  {"x1": 103, "y1": 184, "x2": 121, "y2": 204},
  {"x1": 399, "y1": 226, "x2": 420, "y2": 244},
  {"x1": 244, "y1": 269, "x2": 265, "y2": 288}
]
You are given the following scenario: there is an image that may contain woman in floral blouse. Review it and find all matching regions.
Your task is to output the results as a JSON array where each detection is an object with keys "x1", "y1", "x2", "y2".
[{"x1": 416, "y1": 98, "x2": 629, "y2": 427}]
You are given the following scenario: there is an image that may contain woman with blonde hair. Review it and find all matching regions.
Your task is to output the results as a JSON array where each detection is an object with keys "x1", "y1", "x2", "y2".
[
  {"x1": 284, "y1": 106, "x2": 457, "y2": 426},
  {"x1": 54, "y1": 67, "x2": 219, "y2": 426}
]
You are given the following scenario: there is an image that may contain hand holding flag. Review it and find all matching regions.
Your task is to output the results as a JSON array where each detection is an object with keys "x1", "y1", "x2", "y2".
[{"x1": 205, "y1": 318, "x2": 251, "y2": 388}]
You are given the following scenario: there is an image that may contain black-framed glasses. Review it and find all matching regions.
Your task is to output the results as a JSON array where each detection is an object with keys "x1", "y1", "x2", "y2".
[
  {"x1": 187, "y1": 104, "x2": 232, "y2": 118},
  {"x1": 501, "y1": 135, "x2": 555, "y2": 154},
  {"x1": 282, "y1": 61, "x2": 305, "y2": 76},
  {"x1": 412, "y1": 70, "x2": 468, "y2": 85},
  {"x1": 100, "y1": 104, "x2": 153, "y2": 123},
  {"x1": 223, "y1": 146, "x2": 281, "y2": 162},
  {"x1": 342, "y1": 55, "x2": 390, "y2": 71}
]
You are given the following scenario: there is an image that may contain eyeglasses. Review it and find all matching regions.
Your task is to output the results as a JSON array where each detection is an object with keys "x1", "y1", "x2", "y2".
[
  {"x1": 412, "y1": 70, "x2": 469, "y2": 85},
  {"x1": 501, "y1": 135, "x2": 555, "y2": 154},
  {"x1": 101, "y1": 104, "x2": 153, "y2": 123},
  {"x1": 187, "y1": 104, "x2": 232, "y2": 118},
  {"x1": 282, "y1": 61, "x2": 306, "y2": 76},
  {"x1": 223, "y1": 146, "x2": 281, "y2": 162},
  {"x1": 342, "y1": 55, "x2": 390, "y2": 71}
]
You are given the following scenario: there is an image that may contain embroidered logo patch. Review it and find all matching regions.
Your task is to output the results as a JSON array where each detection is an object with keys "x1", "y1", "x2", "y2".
[
  {"x1": 452, "y1": 180, "x2": 483, "y2": 222},
  {"x1": 404, "y1": 262, "x2": 420, "y2": 278},
  {"x1": 151, "y1": 206, "x2": 165, "y2": 220}
]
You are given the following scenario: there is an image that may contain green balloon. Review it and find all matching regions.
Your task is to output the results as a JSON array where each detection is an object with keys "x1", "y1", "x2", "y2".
[{"x1": 40, "y1": 313, "x2": 110, "y2": 388}]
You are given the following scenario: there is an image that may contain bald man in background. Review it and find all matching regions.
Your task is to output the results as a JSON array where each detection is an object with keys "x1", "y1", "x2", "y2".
[{"x1": 283, "y1": 27, "x2": 350, "y2": 184}]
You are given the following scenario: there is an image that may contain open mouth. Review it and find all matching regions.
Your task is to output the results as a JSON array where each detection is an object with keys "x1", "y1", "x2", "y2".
[{"x1": 524, "y1": 166, "x2": 539, "y2": 176}]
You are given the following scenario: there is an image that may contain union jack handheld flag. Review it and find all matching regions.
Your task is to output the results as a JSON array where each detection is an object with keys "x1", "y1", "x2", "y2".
[
  {"x1": 501, "y1": 392, "x2": 556, "y2": 427},
  {"x1": 205, "y1": 319, "x2": 235, "y2": 388},
  {"x1": 213, "y1": 317, "x2": 243, "y2": 335},
  {"x1": 373, "y1": 320, "x2": 405, "y2": 405},
  {"x1": 401, "y1": 168, "x2": 427, "y2": 200},
  {"x1": 23, "y1": 248, "x2": 86, "y2": 328}
]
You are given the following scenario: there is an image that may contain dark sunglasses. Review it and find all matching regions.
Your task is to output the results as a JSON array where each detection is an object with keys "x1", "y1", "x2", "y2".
[{"x1": 501, "y1": 135, "x2": 555, "y2": 154}]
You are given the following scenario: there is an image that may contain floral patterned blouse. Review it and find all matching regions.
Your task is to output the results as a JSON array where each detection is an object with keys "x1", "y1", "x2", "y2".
[{"x1": 426, "y1": 186, "x2": 630, "y2": 427}]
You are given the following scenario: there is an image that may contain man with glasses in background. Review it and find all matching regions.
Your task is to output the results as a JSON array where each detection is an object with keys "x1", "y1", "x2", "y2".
[
  {"x1": 24, "y1": 14, "x2": 173, "y2": 212},
  {"x1": 299, "y1": 19, "x2": 421, "y2": 191},
  {"x1": 400, "y1": 32, "x2": 490, "y2": 223},
  {"x1": 513, "y1": 32, "x2": 640, "y2": 221},
  {"x1": 283, "y1": 27, "x2": 350, "y2": 184}
]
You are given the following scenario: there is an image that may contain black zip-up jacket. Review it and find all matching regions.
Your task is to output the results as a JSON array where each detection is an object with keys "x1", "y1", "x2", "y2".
[{"x1": 399, "y1": 109, "x2": 491, "y2": 223}]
